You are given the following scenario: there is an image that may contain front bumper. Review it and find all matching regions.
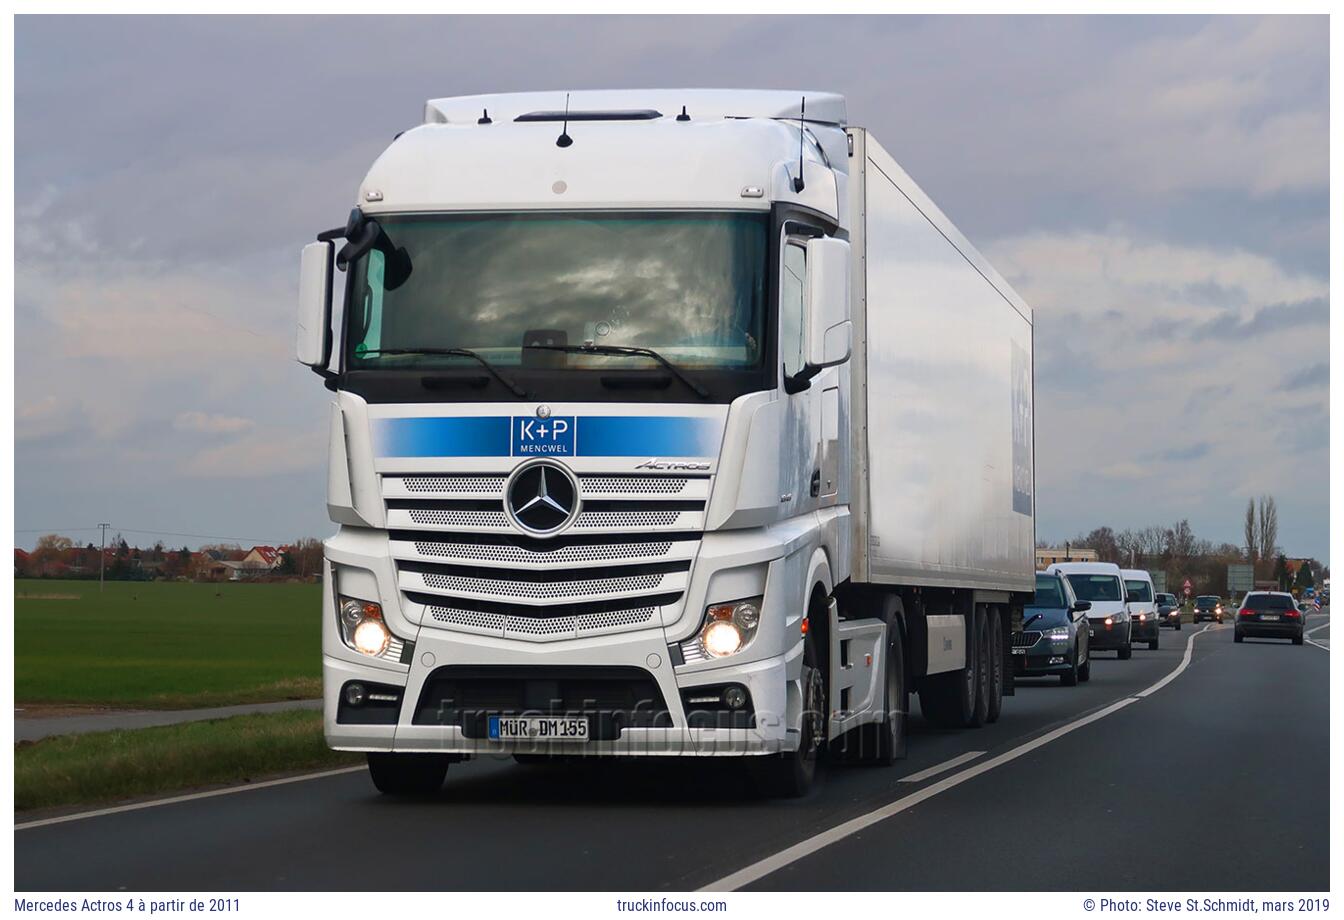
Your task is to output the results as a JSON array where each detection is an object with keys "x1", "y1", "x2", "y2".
[
  {"x1": 1086, "y1": 621, "x2": 1131, "y2": 651},
  {"x1": 1130, "y1": 617, "x2": 1159, "y2": 641},
  {"x1": 1014, "y1": 650, "x2": 1074, "y2": 675}
]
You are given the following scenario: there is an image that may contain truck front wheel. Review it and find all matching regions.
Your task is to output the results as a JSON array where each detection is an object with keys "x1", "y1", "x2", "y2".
[
  {"x1": 752, "y1": 631, "x2": 824, "y2": 798},
  {"x1": 367, "y1": 752, "x2": 453, "y2": 796}
]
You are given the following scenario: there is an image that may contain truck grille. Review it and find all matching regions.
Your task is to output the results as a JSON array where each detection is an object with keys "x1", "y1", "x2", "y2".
[{"x1": 384, "y1": 472, "x2": 709, "y2": 641}]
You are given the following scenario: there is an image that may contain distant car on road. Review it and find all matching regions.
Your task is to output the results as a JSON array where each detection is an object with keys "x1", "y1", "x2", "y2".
[
  {"x1": 1155, "y1": 592, "x2": 1182, "y2": 630},
  {"x1": 1235, "y1": 591, "x2": 1305, "y2": 645},
  {"x1": 1015, "y1": 571, "x2": 1092, "y2": 685},
  {"x1": 1122, "y1": 569, "x2": 1160, "y2": 650},
  {"x1": 1192, "y1": 595, "x2": 1224, "y2": 624},
  {"x1": 1047, "y1": 561, "x2": 1132, "y2": 660}
]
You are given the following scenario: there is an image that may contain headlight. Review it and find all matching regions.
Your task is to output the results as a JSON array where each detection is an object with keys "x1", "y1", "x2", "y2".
[
  {"x1": 338, "y1": 596, "x2": 394, "y2": 658},
  {"x1": 1047, "y1": 626, "x2": 1071, "y2": 643},
  {"x1": 1114, "y1": 611, "x2": 1129, "y2": 622},
  {"x1": 695, "y1": 597, "x2": 763, "y2": 659}
]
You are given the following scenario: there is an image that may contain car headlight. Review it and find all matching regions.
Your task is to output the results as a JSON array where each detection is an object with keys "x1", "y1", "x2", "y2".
[
  {"x1": 1047, "y1": 626, "x2": 1071, "y2": 643},
  {"x1": 338, "y1": 596, "x2": 394, "y2": 658},
  {"x1": 694, "y1": 597, "x2": 763, "y2": 660},
  {"x1": 1114, "y1": 611, "x2": 1129, "y2": 622}
]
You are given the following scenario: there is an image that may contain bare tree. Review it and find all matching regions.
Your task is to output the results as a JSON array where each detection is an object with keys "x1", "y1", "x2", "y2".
[
  {"x1": 1257, "y1": 495, "x2": 1279, "y2": 562},
  {"x1": 1165, "y1": 519, "x2": 1197, "y2": 560},
  {"x1": 1243, "y1": 498, "x2": 1257, "y2": 564}
]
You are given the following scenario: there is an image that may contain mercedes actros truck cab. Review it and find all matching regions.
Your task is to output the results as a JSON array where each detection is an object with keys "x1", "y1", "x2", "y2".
[{"x1": 297, "y1": 89, "x2": 1037, "y2": 797}]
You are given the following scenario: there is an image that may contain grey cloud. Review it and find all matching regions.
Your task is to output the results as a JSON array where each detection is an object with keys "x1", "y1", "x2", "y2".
[
  {"x1": 1277, "y1": 363, "x2": 1328, "y2": 392},
  {"x1": 1193, "y1": 297, "x2": 1328, "y2": 341}
]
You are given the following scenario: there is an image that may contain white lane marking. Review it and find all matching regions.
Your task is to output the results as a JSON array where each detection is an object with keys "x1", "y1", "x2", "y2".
[
  {"x1": 1136, "y1": 623, "x2": 1215, "y2": 698},
  {"x1": 701, "y1": 623, "x2": 1216, "y2": 893},
  {"x1": 1305, "y1": 619, "x2": 1331, "y2": 637},
  {"x1": 15, "y1": 766, "x2": 365, "y2": 831},
  {"x1": 702, "y1": 696, "x2": 1138, "y2": 892},
  {"x1": 898, "y1": 750, "x2": 985, "y2": 783},
  {"x1": 1306, "y1": 637, "x2": 1329, "y2": 652}
]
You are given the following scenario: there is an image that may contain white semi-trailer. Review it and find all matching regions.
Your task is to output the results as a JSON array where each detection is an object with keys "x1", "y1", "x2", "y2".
[{"x1": 297, "y1": 89, "x2": 1036, "y2": 797}]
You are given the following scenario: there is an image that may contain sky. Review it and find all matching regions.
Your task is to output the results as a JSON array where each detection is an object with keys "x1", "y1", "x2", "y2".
[{"x1": 13, "y1": 14, "x2": 1330, "y2": 561}]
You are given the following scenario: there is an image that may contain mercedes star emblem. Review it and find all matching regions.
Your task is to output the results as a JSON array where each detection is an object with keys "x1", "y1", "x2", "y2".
[{"x1": 504, "y1": 460, "x2": 580, "y2": 535}]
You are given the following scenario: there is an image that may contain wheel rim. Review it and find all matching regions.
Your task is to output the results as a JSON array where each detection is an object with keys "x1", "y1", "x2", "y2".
[{"x1": 802, "y1": 665, "x2": 824, "y2": 754}]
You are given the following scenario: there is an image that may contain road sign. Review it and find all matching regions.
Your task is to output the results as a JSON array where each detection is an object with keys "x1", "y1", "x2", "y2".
[
  {"x1": 1227, "y1": 564, "x2": 1254, "y2": 595},
  {"x1": 1182, "y1": 577, "x2": 1192, "y2": 597}
]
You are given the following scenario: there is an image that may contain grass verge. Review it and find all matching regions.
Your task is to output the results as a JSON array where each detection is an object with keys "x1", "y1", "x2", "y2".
[{"x1": 15, "y1": 709, "x2": 360, "y2": 812}]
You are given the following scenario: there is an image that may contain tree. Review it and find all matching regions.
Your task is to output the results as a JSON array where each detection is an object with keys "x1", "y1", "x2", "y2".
[
  {"x1": 1294, "y1": 561, "x2": 1315, "y2": 592},
  {"x1": 1164, "y1": 519, "x2": 1197, "y2": 561},
  {"x1": 1273, "y1": 554, "x2": 1290, "y2": 592},
  {"x1": 1076, "y1": 526, "x2": 1120, "y2": 563},
  {"x1": 31, "y1": 534, "x2": 75, "y2": 576},
  {"x1": 1257, "y1": 496, "x2": 1279, "y2": 565},
  {"x1": 1243, "y1": 498, "x2": 1257, "y2": 564}
]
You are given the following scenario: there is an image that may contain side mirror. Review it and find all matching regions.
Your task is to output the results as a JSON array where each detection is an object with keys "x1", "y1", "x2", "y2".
[
  {"x1": 1071, "y1": 600, "x2": 1092, "y2": 615},
  {"x1": 805, "y1": 237, "x2": 852, "y2": 369},
  {"x1": 297, "y1": 241, "x2": 334, "y2": 370},
  {"x1": 785, "y1": 237, "x2": 851, "y2": 393}
]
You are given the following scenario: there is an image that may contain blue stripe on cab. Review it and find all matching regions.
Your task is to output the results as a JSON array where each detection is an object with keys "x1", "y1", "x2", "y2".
[
  {"x1": 372, "y1": 416, "x2": 511, "y2": 458},
  {"x1": 577, "y1": 416, "x2": 721, "y2": 457}
]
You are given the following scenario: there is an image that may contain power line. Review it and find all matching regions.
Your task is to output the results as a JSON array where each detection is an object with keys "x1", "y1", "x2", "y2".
[{"x1": 15, "y1": 526, "x2": 304, "y2": 545}]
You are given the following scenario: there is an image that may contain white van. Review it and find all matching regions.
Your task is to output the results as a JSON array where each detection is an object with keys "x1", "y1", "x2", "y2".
[
  {"x1": 1121, "y1": 568, "x2": 1160, "y2": 651},
  {"x1": 1046, "y1": 562, "x2": 1133, "y2": 659}
]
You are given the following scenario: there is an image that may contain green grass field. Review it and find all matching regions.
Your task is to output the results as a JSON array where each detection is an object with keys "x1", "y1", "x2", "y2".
[
  {"x1": 16, "y1": 579, "x2": 323, "y2": 708},
  {"x1": 15, "y1": 710, "x2": 359, "y2": 811}
]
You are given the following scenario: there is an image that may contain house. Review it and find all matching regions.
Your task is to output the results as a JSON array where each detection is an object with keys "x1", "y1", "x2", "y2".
[
  {"x1": 243, "y1": 545, "x2": 282, "y2": 569},
  {"x1": 15, "y1": 548, "x2": 30, "y2": 576},
  {"x1": 1036, "y1": 546, "x2": 1100, "y2": 569}
]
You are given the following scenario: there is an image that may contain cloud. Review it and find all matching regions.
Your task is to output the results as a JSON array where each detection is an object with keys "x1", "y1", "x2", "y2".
[
  {"x1": 1277, "y1": 363, "x2": 1328, "y2": 393},
  {"x1": 173, "y1": 411, "x2": 255, "y2": 435}
]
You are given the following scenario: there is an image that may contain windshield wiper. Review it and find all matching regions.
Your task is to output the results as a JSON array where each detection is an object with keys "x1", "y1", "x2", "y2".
[
  {"x1": 523, "y1": 343, "x2": 710, "y2": 399},
  {"x1": 357, "y1": 347, "x2": 527, "y2": 397}
]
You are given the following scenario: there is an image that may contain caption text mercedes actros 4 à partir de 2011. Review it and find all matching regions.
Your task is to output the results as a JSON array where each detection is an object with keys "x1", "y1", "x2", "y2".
[{"x1": 296, "y1": 89, "x2": 1036, "y2": 797}]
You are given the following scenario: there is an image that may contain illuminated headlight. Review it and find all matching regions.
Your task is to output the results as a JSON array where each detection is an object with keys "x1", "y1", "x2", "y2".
[
  {"x1": 338, "y1": 596, "x2": 392, "y2": 658},
  {"x1": 1137, "y1": 612, "x2": 1147, "y2": 622},
  {"x1": 1046, "y1": 626, "x2": 1071, "y2": 644},
  {"x1": 697, "y1": 597, "x2": 763, "y2": 659}
]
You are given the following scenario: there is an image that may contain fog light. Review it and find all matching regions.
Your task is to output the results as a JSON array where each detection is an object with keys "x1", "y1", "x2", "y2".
[
  {"x1": 702, "y1": 620, "x2": 743, "y2": 658},
  {"x1": 722, "y1": 686, "x2": 748, "y2": 710},
  {"x1": 345, "y1": 682, "x2": 367, "y2": 707}
]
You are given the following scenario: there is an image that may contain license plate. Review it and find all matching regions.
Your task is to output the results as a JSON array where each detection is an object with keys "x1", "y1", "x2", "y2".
[
  {"x1": 1089, "y1": 629, "x2": 1096, "y2": 637},
  {"x1": 1261, "y1": 614, "x2": 1279, "y2": 621},
  {"x1": 488, "y1": 716, "x2": 590, "y2": 742},
  {"x1": 1011, "y1": 647, "x2": 1029, "y2": 655}
]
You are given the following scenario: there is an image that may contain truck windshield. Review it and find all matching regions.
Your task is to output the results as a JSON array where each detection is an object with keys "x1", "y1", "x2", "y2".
[{"x1": 345, "y1": 211, "x2": 768, "y2": 372}]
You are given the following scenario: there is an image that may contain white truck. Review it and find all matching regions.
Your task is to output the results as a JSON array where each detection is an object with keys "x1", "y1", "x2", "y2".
[{"x1": 296, "y1": 89, "x2": 1036, "y2": 797}]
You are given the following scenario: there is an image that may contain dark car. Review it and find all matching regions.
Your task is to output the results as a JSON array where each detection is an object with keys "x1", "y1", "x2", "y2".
[
  {"x1": 1235, "y1": 591, "x2": 1305, "y2": 645},
  {"x1": 1014, "y1": 572, "x2": 1092, "y2": 685},
  {"x1": 1192, "y1": 594, "x2": 1224, "y2": 624},
  {"x1": 1155, "y1": 592, "x2": 1182, "y2": 630}
]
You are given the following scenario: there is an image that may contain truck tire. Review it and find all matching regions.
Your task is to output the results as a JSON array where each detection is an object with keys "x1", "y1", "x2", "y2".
[
  {"x1": 859, "y1": 617, "x2": 907, "y2": 765},
  {"x1": 917, "y1": 608, "x2": 979, "y2": 729},
  {"x1": 985, "y1": 607, "x2": 1004, "y2": 723},
  {"x1": 367, "y1": 752, "x2": 452, "y2": 796},
  {"x1": 969, "y1": 607, "x2": 990, "y2": 727},
  {"x1": 752, "y1": 630, "x2": 823, "y2": 798}
]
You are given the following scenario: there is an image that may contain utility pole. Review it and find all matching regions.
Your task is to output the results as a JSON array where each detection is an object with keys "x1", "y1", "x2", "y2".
[{"x1": 98, "y1": 523, "x2": 111, "y2": 593}]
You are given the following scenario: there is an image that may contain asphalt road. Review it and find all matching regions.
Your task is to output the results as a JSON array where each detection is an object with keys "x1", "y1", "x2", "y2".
[{"x1": 15, "y1": 615, "x2": 1329, "y2": 892}]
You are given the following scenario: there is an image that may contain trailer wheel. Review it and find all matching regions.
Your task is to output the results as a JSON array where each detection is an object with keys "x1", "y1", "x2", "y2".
[
  {"x1": 985, "y1": 607, "x2": 1004, "y2": 724},
  {"x1": 752, "y1": 630, "x2": 823, "y2": 798},
  {"x1": 367, "y1": 753, "x2": 452, "y2": 796},
  {"x1": 969, "y1": 607, "x2": 990, "y2": 727},
  {"x1": 918, "y1": 608, "x2": 980, "y2": 729}
]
